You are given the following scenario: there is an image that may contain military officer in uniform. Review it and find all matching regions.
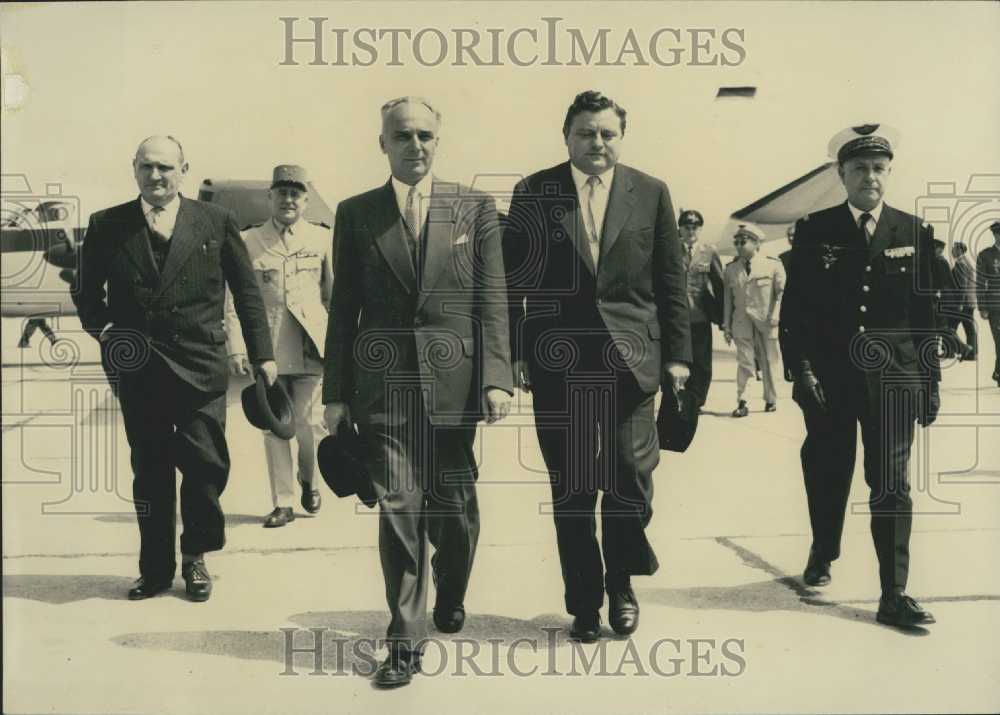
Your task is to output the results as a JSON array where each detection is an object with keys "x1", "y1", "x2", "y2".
[
  {"x1": 225, "y1": 165, "x2": 333, "y2": 527},
  {"x1": 977, "y1": 221, "x2": 1000, "y2": 387},
  {"x1": 679, "y1": 209, "x2": 725, "y2": 409},
  {"x1": 723, "y1": 222, "x2": 785, "y2": 417},
  {"x1": 780, "y1": 124, "x2": 939, "y2": 628}
]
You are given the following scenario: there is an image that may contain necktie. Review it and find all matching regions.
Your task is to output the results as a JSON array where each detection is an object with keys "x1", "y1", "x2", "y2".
[
  {"x1": 148, "y1": 206, "x2": 169, "y2": 271},
  {"x1": 585, "y1": 175, "x2": 601, "y2": 267},
  {"x1": 684, "y1": 243, "x2": 694, "y2": 269},
  {"x1": 148, "y1": 206, "x2": 167, "y2": 240},
  {"x1": 859, "y1": 212, "x2": 874, "y2": 243},
  {"x1": 744, "y1": 258, "x2": 752, "y2": 275},
  {"x1": 403, "y1": 185, "x2": 421, "y2": 269}
]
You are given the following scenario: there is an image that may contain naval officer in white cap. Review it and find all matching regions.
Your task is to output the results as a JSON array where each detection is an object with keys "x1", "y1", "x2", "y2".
[{"x1": 779, "y1": 124, "x2": 940, "y2": 628}]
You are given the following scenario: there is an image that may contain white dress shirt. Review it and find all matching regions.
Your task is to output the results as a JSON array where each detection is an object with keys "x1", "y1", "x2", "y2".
[
  {"x1": 847, "y1": 200, "x2": 883, "y2": 241},
  {"x1": 391, "y1": 174, "x2": 433, "y2": 233},
  {"x1": 570, "y1": 163, "x2": 615, "y2": 267},
  {"x1": 141, "y1": 195, "x2": 180, "y2": 240}
]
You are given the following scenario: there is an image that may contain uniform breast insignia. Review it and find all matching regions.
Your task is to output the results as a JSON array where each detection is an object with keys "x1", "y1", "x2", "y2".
[
  {"x1": 819, "y1": 243, "x2": 846, "y2": 269},
  {"x1": 884, "y1": 246, "x2": 915, "y2": 259}
]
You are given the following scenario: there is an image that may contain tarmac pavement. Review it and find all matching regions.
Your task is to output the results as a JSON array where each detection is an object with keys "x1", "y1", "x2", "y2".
[{"x1": 2, "y1": 316, "x2": 999, "y2": 714}]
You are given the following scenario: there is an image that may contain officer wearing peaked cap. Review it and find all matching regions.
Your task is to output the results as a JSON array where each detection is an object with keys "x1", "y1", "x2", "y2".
[
  {"x1": 225, "y1": 164, "x2": 334, "y2": 527},
  {"x1": 977, "y1": 220, "x2": 1000, "y2": 386},
  {"x1": 723, "y1": 222, "x2": 785, "y2": 416},
  {"x1": 679, "y1": 209, "x2": 725, "y2": 409},
  {"x1": 779, "y1": 124, "x2": 940, "y2": 628}
]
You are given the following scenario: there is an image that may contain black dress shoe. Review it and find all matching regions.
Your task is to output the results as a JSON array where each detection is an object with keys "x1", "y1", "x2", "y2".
[
  {"x1": 764, "y1": 402, "x2": 777, "y2": 413},
  {"x1": 876, "y1": 592, "x2": 936, "y2": 627},
  {"x1": 732, "y1": 400, "x2": 748, "y2": 418},
  {"x1": 301, "y1": 487, "x2": 321, "y2": 514},
  {"x1": 181, "y1": 560, "x2": 212, "y2": 602},
  {"x1": 264, "y1": 506, "x2": 294, "y2": 528},
  {"x1": 803, "y1": 550, "x2": 832, "y2": 587},
  {"x1": 128, "y1": 576, "x2": 172, "y2": 600},
  {"x1": 374, "y1": 651, "x2": 421, "y2": 688},
  {"x1": 608, "y1": 584, "x2": 640, "y2": 635},
  {"x1": 569, "y1": 612, "x2": 601, "y2": 643},
  {"x1": 433, "y1": 602, "x2": 466, "y2": 633}
]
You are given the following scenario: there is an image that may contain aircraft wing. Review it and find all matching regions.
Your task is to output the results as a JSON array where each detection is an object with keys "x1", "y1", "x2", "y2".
[{"x1": 716, "y1": 162, "x2": 847, "y2": 256}]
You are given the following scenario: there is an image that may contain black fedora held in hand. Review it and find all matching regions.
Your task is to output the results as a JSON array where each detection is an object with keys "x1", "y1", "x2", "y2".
[
  {"x1": 240, "y1": 373, "x2": 295, "y2": 440},
  {"x1": 656, "y1": 386, "x2": 700, "y2": 453},
  {"x1": 317, "y1": 429, "x2": 377, "y2": 508}
]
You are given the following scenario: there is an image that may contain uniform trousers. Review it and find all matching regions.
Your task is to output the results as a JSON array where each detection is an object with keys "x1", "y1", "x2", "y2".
[
  {"x1": 263, "y1": 373, "x2": 325, "y2": 508},
  {"x1": 734, "y1": 321, "x2": 780, "y2": 404},
  {"x1": 796, "y1": 375, "x2": 917, "y2": 594}
]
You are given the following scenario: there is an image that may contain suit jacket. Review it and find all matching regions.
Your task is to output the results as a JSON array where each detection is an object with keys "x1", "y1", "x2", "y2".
[
  {"x1": 723, "y1": 254, "x2": 785, "y2": 339},
  {"x1": 779, "y1": 201, "x2": 939, "y2": 407},
  {"x1": 504, "y1": 161, "x2": 691, "y2": 395},
  {"x1": 684, "y1": 241, "x2": 724, "y2": 326},
  {"x1": 322, "y1": 178, "x2": 512, "y2": 426},
  {"x1": 73, "y1": 196, "x2": 273, "y2": 393},
  {"x1": 950, "y1": 256, "x2": 976, "y2": 310},
  {"x1": 975, "y1": 245, "x2": 1000, "y2": 311}
]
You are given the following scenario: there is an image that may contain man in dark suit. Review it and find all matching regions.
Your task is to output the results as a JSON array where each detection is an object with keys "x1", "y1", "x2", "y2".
[
  {"x1": 74, "y1": 135, "x2": 276, "y2": 602},
  {"x1": 947, "y1": 242, "x2": 977, "y2": 360},
  {"x1": 679, "y1": 208, "x2": 724, "y2": 409},
  {"x1": 504, "y1": 90, "x2": 691, "y2": 643},
  {"x1": 780, "y1": 124, "x2": 939, "y2": 628},
  {"x1": 323, "y1": 97, "x2": 512, "y2": 688},
  {"x1": 976, "y1": 221, "x2": 1000, "y2": 387}
]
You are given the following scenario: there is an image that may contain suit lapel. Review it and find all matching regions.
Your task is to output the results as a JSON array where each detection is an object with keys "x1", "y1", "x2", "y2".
[
  {"x1": 372, "y1": 181, "x2": 417, "y2": 295},
  {"x1": 120, "y1": 199, "x2": 158, "y2": 281},
  {"x1": 157, "y1": 197, "x2": 203, "y2": 292},
  {"x1": 556, "y1": 163, "x2": 596, "y2": 276},
  {"x1": 868, "y1": 204, "x2": 898, "y2": 261},
  {"x1": 598, "y1": 166, "x2": 637, "y2": 269},
  {"x1": 417, "y1": 181, "x2": 453, "y2": 310}
]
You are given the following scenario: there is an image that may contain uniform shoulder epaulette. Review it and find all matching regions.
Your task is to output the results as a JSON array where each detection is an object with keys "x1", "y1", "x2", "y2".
[
  {"x1": 308, "y1": 220, "x2": 332, "y2": 230},
  {"x1": 766, "y1": 255, "x2": 779, "y2": 261},
  {"x1": 241, "y1": 221, "x2": 265, "y2": 232}
]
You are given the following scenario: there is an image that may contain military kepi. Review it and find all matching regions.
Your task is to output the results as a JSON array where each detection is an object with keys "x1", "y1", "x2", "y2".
[
  {"x1": 828, "y1": 123, "x2": 900, "y2": 163},
  {"x1": 271, "y1": 164, "x2": 309, "y2": 191}
]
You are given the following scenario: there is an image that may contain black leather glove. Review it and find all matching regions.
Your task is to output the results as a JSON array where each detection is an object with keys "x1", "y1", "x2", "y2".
[
  {"x1": 918, "y1": 383, "x2": 941, "y2": 427},
  {"x1": 796, "y1": 359, "x2": 827, "y2": 410}
]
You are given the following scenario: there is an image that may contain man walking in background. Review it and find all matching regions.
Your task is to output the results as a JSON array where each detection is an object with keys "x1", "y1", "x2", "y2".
[{"x1": 225, "y1": 164, "x2": 333, "y2": 528}]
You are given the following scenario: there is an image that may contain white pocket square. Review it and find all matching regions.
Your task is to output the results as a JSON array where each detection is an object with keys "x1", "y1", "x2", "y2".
[{"x1": 455, "y1": 233, "x2": 469, "y2": 245}]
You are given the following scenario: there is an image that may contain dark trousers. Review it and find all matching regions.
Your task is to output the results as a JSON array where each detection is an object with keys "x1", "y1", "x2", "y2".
[
  {"x1": 534, "y1": 379, "x2": 660, "y2": 616},
  {"x1": 117, "y1": 353, "x2": 229, "y2": 580},
  {"x1": 796, "y1": 378, "x2": 916, "y2": 594},
  {"x1": 368, "y1": 389, "x2": 479, "y2": 653},
  {"x1": 990, "y1": 313, "x2": 1000, "y2": 381},
  {"x1": 686, "y1": 320, "x2": 714, "y2": 407},
  {"x1": 945, "y1": 306, "x2": 977, "y2": 356}
]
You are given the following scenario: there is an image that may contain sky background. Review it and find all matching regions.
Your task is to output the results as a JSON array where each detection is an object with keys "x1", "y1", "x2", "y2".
[{"x1": 3, "y1": 1, "x2": 999, "y2": 254}]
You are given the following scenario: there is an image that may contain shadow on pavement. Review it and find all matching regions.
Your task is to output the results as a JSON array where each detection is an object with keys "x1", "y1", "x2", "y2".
[
  {"x1": 3, "y1": 573, "x2": 140, "y2": 603},
  {"x1": 110, "y1": 610, "x2": 572, "y2": 674},
  {"x1": 93, "y1": 513, "x2": 287, "y2": 527}
]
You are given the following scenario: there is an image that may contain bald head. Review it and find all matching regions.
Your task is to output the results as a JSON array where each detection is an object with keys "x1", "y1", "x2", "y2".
[{"x1": 133, "y1": 135, "x2": 188, "y2": 206}]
